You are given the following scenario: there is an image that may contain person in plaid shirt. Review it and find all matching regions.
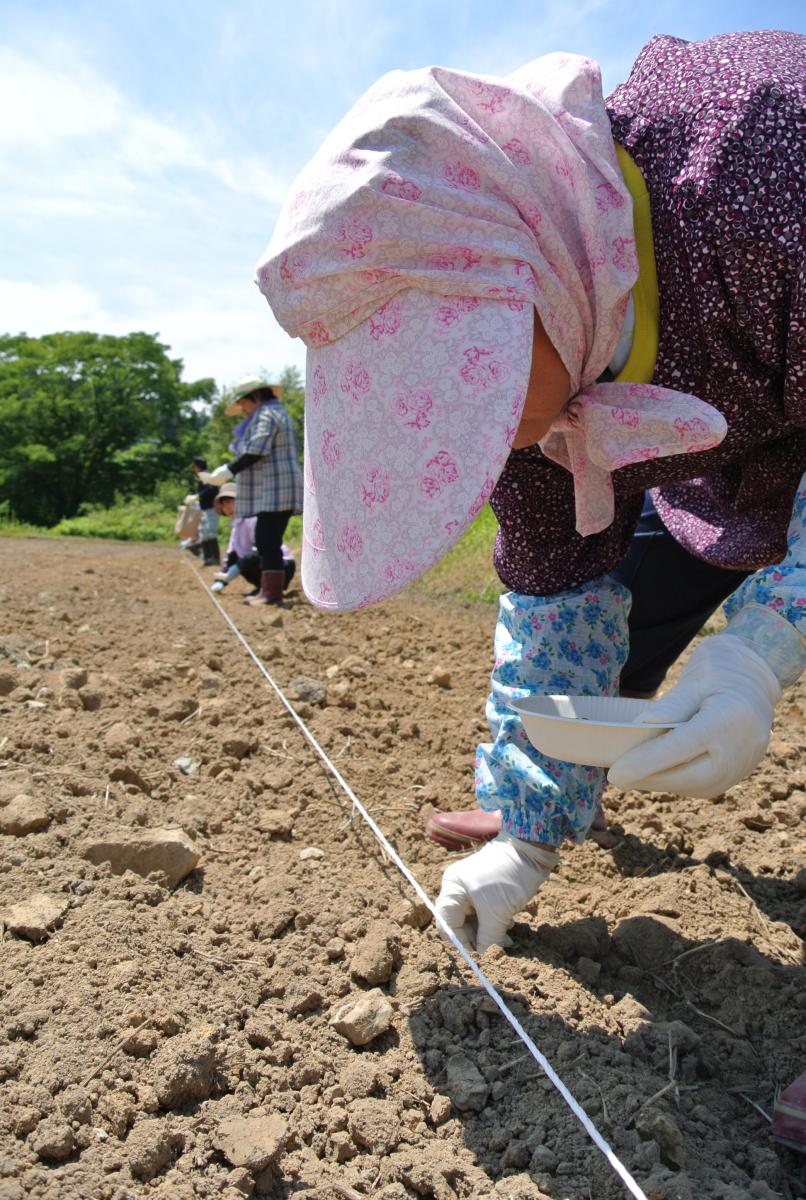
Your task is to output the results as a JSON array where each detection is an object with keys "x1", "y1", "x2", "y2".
[{"x1": 200, "y1": 377, "x2": 303, "y2": 606}]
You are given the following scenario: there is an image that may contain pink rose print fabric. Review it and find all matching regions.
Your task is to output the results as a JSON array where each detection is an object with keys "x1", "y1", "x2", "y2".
[
  {"x1": 257, "y1": 52, "x2": 726, "y2": 609},
  {"x1": 539, "y1": 384, "x2": 727, "y2": 535},
  {"x1": 299, "y1": 288, "x2": 532, "y2": 609}
]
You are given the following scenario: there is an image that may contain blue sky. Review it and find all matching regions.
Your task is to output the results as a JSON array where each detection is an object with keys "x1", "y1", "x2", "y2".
[{"x1": 2, "y1": 0, "x2": 804, "y2": 390}]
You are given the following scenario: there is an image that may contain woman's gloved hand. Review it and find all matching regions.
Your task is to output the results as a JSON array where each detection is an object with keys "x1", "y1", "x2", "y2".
[
  {"x1": 608, "y1": 634, "x2": 781, "y2": 800},
  {"x1": 199, "y1": 465, "x2": 233, "y2": 486},
  {"x1": 434, "y1": 835, "x2": 557, "y2": 954}
]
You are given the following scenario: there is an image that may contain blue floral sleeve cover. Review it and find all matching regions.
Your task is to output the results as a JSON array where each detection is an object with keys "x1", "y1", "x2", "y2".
[
  {"x1": 724, "y1": 471, "x2": 806, "y2": 687},
  {"x1": 475, "y1": 475, "x2": 806, "y2": 846},
  {"x1": 475, "y1": 577, "x2": 631, "y2": 847}
]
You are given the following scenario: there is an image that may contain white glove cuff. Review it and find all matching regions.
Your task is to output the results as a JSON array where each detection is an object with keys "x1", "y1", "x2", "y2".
[
  {"x1": 725, "y1": 605, "x2": 806, "y2": 689},
  {"x1": 496, "y1": 833, "x2": 559, "y2": 873}
]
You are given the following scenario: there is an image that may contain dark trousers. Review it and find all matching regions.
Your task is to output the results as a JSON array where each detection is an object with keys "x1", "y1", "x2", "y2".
[
  {"x1": 612, "y1": 499, "x2": 750, "y2": 695},
  {"x1": 238, "y1": 553, "x2": 296, "y2": 591},
  {"x1": 255, "y1": 510, "x2": 293, "y2": 572}
]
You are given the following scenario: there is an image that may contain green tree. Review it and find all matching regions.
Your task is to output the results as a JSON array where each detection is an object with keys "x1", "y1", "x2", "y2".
[{"x1": 0, "y1": 331, "x2": 214, "y2": 525}]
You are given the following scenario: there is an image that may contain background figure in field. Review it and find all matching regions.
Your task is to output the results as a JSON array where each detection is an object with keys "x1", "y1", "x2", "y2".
[
  {"x1": 199, "y1": 379, "x2": 303, "y2": 608},
  {"x1": 210, "y1": 481, "x2": 296, "y2": 597},
  {"x1": 190, "y1": 456, "x2": 220, "y2": 567}
]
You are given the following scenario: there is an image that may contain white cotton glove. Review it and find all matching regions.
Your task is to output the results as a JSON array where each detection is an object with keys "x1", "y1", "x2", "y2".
[
  {"x1": 608, "y1": 634, "x2": 781, "y2": 800},
  {"x1": 435, "y1": 835, "x2": 557, "y2": 954},
  {"x1": 199, "y1": 465, "x2": 233, "y2": 486}
]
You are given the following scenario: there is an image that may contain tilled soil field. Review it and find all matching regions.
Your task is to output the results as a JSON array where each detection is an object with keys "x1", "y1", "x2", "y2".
[{"x1": 0, "y1": 536, "x2": 805, "y2": 1200}]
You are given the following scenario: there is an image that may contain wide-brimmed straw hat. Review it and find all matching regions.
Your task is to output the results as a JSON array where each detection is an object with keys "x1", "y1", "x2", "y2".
[
  {"x1": 224, "y1": 376, "x2": 285, "y2": 417},
  {"x1": 213, "y1": 481, "x2": 238, "y2": 512}
]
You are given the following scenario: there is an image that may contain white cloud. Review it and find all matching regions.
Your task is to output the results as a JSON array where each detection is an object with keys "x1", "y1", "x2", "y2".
[
  {"x1": 0, "y1": 36, "x2": 301, "y2": 390},
  {"x1": 0, "y1": 278, "x2": 306, "y2": 387},
  {"x1": 0, "y1": 48, "x2": 120, "y2": 149},
  {"x1": 0, "y1": 44, "x2": 291, "y2": 208}
]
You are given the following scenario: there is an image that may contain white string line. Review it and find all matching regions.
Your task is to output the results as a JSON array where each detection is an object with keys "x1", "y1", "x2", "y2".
[{"x1": 185, "y1": 558, "x2": 648, "y2": 1200}]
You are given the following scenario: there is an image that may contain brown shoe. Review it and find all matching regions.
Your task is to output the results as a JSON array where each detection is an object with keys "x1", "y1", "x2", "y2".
[
  {"x1": 773, "y1": 1069, "x2": 806, "y2": 1153},
  {"x1": 426, "y1": 808, "x2": 501, "y2": 851},
  {"x1": 244, "y1": 570, "x2": 285, "y2": 607}
]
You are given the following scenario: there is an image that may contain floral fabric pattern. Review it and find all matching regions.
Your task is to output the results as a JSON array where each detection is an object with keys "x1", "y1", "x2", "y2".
[
  {"x1": 492, "y1": 30, "x2": 806, "y2": 596},
  {"x1": 724, "y1": 470, "x2": 806, "y2": 686},
  {"x1": 476, "y1": 577, "x2": 630, "y2": 846},
  {"x1": 258, "y1": 53, "x2": 723, "y2": 611}
]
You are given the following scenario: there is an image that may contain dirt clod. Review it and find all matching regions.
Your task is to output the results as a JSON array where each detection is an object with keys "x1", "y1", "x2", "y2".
[
  {"x1": 82, "y1": 825, "x2": 200, "y2": 885},
  {"x1": 1, "y1": 539, "x2": 804, "y2": 1200},
  {"x1": 4, "y1": 892, "x2": 68, "y2": 941},
  {"x1": 212, "y1": 1113, "x2": 288, "y2": 1172},
  {"x1": 0, "y1": 796, "x2": 50, "y2": 836},
  {"x1": 329, "y1": 989, "x2": 394, "y2": 1046}
]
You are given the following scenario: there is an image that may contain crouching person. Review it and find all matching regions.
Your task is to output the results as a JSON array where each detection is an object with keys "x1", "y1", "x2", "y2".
[{"x1": 211, "y1": 482, "x2": 296, "y2": 599}]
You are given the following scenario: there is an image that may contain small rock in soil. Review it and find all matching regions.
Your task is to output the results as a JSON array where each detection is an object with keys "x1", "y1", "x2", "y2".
[
  {"x1": 126, "y1": 1119, "x2": 184, "y2": 1181},
  {"x1": 287, "y1": 677, "x2": 327, "y2": 705},
  {"x1": 0, "y1": 768, "x2": 33, "y2": 802},
  {"x1": 340, "y1": 1059, "x2": 381, "y2": 1100},
  {"x1": 4, "y1": 892, "x2": 68, "y2": 941},
  {"x1": 427, "y1": 668, "x2": 452, "y2": 688},
  {"x1": 82, "y1": 826, "x2": 200, "y2": 886},
  {"x1": 429, "y1": 1094, "x2": 452, "y2": 1126},
  {"x1": 221, "y1": 737, "x2": 253, "y2": 760},
  {"x1": 30, "y1": 1117, "x2": 75, "y2": 1161},
  {"x1": 299, "y1": 846, "x2": 324, "y2": 861},
  {"x1": 257, "y1": 808, "x2": 295, "y2": 837},
  {"x1": 212, "y1": 1114, "x2": 288, "y2": 1172},
  {"x1": 104, "y1": 721, "x2": 140, "y2": 756},
  {"x1": 149, "y1": 1024, "x2": 220, "y2": 1108},
  {"x1": 445, "y1": 1052, "x2": 489, "y2": 1113},
  {"x1": 173, "y1": 756, "x2": 200, "y2": 776},
  {"x1": 329, "y1": 988, "x2": 394, "y2": 1046},
  {"x1": 348, "y1": 1098, "x2": 401, "y2": 1154},
  {"x1": 350, "y1": 921, "x2": 399, "y2": 985},
  {"x1": 0, "y1": 795, "x2": 50, "y2": 836},
  {"x1": 639, "y1": 1112, "x2": 686, "y2": 1169},
  {"x1": 109, "y1": 764, "x2": 151, "y2": 793},
  {"x1": 161, "y1": 696, "x2": 198, "y2": 721},
  {"x1": 644, "y1": 1166, "x2": 693, "y2": 1200},
  {"x1": 58, "y1": 667, "x2": 87, "y2": 690}
]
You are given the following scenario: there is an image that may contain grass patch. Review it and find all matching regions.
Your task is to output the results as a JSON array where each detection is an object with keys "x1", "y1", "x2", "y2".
[
  {"x1": 0, "y1": 515, "x2": 49, "y2": 538},
  {"x1": 413, "y1": 505, "x2": 502, "y2": 605},
  {"x1": 50, "y1": 495, "x2": 178, "y2": 542},
  {"x1": 1, "y1": 500, "x2": 305, "y2": 552}
]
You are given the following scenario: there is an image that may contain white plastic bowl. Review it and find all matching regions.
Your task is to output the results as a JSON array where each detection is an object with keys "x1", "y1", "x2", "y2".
[{"x1": 510, "y1": 694, "x2": 680, "y2": 769}]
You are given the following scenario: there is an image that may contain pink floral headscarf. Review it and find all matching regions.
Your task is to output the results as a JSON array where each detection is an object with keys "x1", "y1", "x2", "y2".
[{"x1": 257, "y1": 53, "x2": 725, "y2": 610}]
